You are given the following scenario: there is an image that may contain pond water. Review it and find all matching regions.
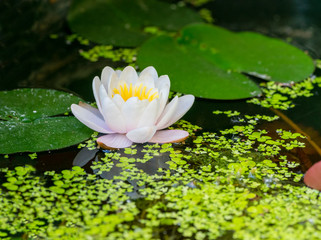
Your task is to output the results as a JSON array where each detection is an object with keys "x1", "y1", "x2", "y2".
[{"x1": 1, "y1": 0, "x2": 321, "y2": 239}]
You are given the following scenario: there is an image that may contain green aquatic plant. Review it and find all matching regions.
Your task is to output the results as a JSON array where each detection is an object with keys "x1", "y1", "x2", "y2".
[
  {"x1": 137, "y1": 23, "x2": 314, "y2": 100},
  {"x1": 0, "y1": 88, "x2": 92, "y2": 154},
  {"x1": 248, "y1": 77, "x2": 321, "y2": 110},
  {"x1": 0, "y1": 107, "x2": 317, "y2": 239},
  {"x1": 79, "y1": 45, "x2": 138, "y2": 64},
  {"x1": 67, "y1": 0, "x2": 202, "y2": 47}
]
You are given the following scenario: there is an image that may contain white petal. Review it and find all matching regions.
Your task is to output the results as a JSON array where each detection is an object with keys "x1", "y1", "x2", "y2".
[
  {"x1": 137, "y1": 99, "x2": 159, "y2": 128},
  {"x1": 97, "y1": 134, "x2": 133, "y2": 149},
  {"x1": 108, "y1": 71, "x2": 121, "y2": 97},
  {"x1": 100, "y1": 94, "x2": 127, "y2": 133},
  {"x1": 112, "y1": 94, "x2": 125, "y2": 110},
  {"x1": 78, "y1": 101, "x2": 101, "y2": 116},
  {"x1": 92, "y1": 76, "x2": 102, "y2": 112},
  {"x1": 126, "y1": 126, "x2": 157, "y2": 143},
  {"x1": 101, "y1": 66, "x2": 114, "y2": 91},
  {"x1": 155, "y1": 75, "x2": 170, "y2": 91},
  {"x1": 71, "y1": 103, "x2": 114, "y2": 133},
  {"x1": 119, "y1": 66, "x2": 138, "y2": 85},
  {"x1": 156, "y1": 88, "x2": 169, "y2": 120},
  {"x1": 122, "y1": 97, "x2": 145, "y2": 131},
  {"x1": 156, "y1": 96, "x2": 178, "y2": 129},
  {"x1": 149, "y1": 130, "x2": 189, "y2": 143},
  {"x1": 115, "y1": 70, "x2": 122, "y2": 77},
  {"x1": 140, "y1": 66, "x2": 158, "y2": 80},
  {"x1": 136, "y1": 73, "x2": 155, "y2": 89},
  {"x1": 99, "y1": 82, "x2": 109, "y2": 102},
  {"x1": 160, "y1": 95, "x2": 195, "y2": 129}
]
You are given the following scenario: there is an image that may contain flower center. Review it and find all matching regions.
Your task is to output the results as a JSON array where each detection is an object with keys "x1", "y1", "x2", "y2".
[{"x1": 113, "y1": 83, "x2": 159, "y2": 102}]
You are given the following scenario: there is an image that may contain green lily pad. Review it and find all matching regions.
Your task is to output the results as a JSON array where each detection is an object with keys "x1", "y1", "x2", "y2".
[
  {"x1": 0, "y1": 89, "x2": 93, "y2": 154},
  {"x1": 137, "y1": 23, "x2": 315, "y2": 100},
  {"x1": 67, "y1": 0, "x2": 202, "y2": 47}
]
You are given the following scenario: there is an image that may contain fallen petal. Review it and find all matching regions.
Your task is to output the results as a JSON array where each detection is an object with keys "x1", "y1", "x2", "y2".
[
  {"x1": 149, "y1": 130, "x2": 189, "y2": 143},
  {"x1": 97, "y1": 134, "x2": 133, "y2": 149},
  {"x1": 126, "y1": 126, "x2": 157, "y2": 143},
  {"x1": 304, "y1": 161, "x2": 321, "y2": 190}
]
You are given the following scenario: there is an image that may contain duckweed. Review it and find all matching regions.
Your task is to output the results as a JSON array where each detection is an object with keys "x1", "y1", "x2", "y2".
[
  {"x1": 247, "y1": 77, "x2": 321, "y2": 110},
  {"x1": 1, "y1": 105, "x2": 318, "y2": 239}
]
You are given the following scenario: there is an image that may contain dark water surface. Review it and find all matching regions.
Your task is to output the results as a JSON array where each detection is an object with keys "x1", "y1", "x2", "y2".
[{"x1": 1, "y1": 0, "x2": 321, "y2": 172}]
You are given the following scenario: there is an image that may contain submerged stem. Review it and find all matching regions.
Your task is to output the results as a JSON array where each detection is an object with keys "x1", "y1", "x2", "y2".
[{"x1": 271, "y1": 108, "x2": 321, "y2": 157}]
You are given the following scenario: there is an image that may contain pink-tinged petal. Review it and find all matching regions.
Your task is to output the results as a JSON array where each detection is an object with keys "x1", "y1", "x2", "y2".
[
  {"x1": 126, "y1": 126, "x2": 157, "y2": 143},
  {"x1": 97, "y1": 134, "x2": 133, "y2": 149},
  {"x1": 159, "y1": 95, "x2": 195, "y2": 130},
  {"x1": 149, "y1": 130, "x2": 189, "y2": 143},
  {"x1": 140, "y1": 66, "x2": 158, "y2": 80},
  {"x1": 156, "y1": 96, "x2": 179, "y2": 129},
  {"x1": 155, "y1": 75, "x2": 170, "y2": 91},
  {"x1": 122, "y1": 97, "x2": 145, "y2": 131},
  {"x1": 101, "y1": 66, "x2": 114, "y2": 91},
  {"x1": 100, "y1": 93, "x2": 127, "y2": 133},
  {"x1": 137, "y1": 99, "x2": 159, "y2": 128},
  {"x1": 92, "y1": 76, "x2": 103, "y2": 112},
  {"x1": 71, "y1": 103, "x2": 114, "y2": 133},
  {"x1": 120, "y1": 66, "x2": 138, "y2": 85},
  {"x1": 304, "y1": 161, "x2": 321, "y2": 190}
]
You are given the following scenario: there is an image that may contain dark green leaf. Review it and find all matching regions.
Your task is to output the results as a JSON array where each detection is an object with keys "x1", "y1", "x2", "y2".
[
  {"x1": 0, "y1": 89, "x2": 93, "y2": 154},
  {"x1": 137, "y1": 33, "x2": 261, "y2": 100},
  {"x1": 67, "y1": 0, "x2": 202, "y2": 47},
  {"x1": 137, "y1": 24, "x2": 315, "y2": 99}
]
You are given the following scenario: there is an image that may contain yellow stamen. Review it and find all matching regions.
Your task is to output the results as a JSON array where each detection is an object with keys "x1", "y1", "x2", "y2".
[{"x1": 112, "y1": 83, "x2": 159, "y2": 102}]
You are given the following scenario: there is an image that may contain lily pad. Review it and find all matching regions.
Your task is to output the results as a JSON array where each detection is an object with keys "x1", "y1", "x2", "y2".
[
  {"x1": 0, "y1": 89, "x2": 93, "y2": 154},
  {"x1": 67, "y1": 0, "x2": 202, "y2": 47},
  {"x1": 137, "y1": 23, "x2": 315, "y2": 100}
]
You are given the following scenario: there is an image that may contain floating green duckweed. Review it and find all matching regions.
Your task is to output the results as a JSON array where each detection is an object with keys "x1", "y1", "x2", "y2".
[
  {"x1": 65, "y1": 34, "x2": 90, "y2": 46},
  {"x1": 28, "y1": 153, "x2": 37, "y2": 160},
  {"x1": 247, "y1": 77, "x2": 321, "y2": 110},
  {"x1": 1, "y1": 106, "x2": 318, "y2": 239},
  {"x1": 79, "y1": 46, "x2": 137, "y2": 64},
  {"x1": 199, "y1": 8, "x2": 214, "y2": 23}
]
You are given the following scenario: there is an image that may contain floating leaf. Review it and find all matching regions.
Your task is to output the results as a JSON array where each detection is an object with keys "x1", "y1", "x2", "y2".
[
  {"x1": 137, "y1": 23, "x2": 315, "y2": 99},
  {"x1": 67, "y1": 0, "x2": 202, "y2": 47},
  {"x1": 0, "y1": 89, "x2": 93, "y2": 154}
]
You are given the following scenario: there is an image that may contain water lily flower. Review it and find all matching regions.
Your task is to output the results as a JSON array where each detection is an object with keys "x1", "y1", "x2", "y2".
[{"x1": 71, "y1": 66, "x2": 194, "y2": 149}]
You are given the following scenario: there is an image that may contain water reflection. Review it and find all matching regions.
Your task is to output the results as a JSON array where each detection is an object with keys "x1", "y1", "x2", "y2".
[{"x1": 73, "y1": 145, "x2": 170, "y2": 199}]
